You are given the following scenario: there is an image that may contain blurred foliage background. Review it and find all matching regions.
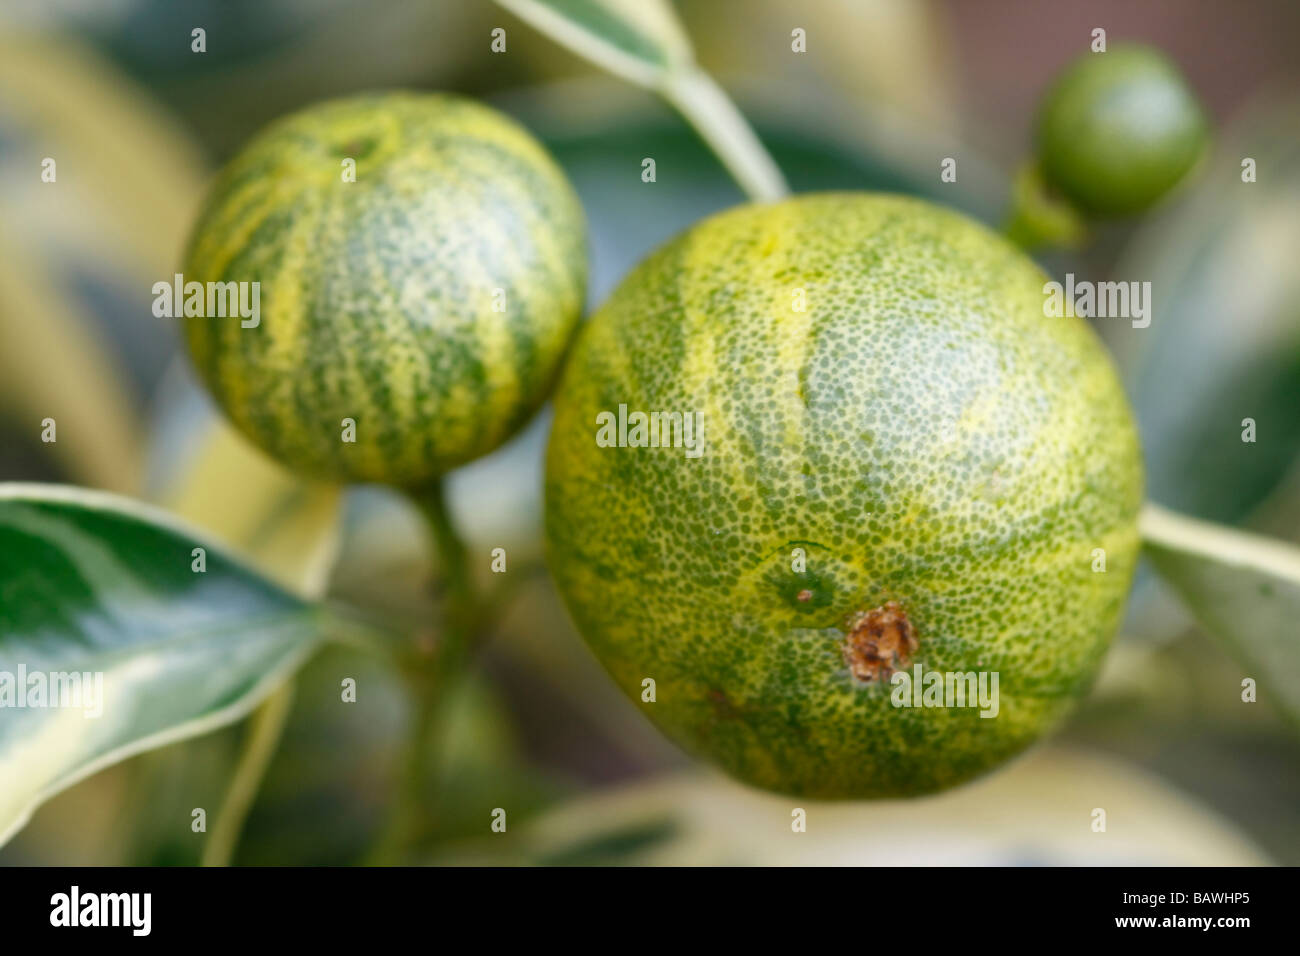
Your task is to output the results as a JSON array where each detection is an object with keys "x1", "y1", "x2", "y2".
[{"x1": 0, "y1": 0, "x2": 1297, "y2": 865}]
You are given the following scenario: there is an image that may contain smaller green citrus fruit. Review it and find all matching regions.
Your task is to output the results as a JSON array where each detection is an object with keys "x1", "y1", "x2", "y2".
[
  {"x1": 1036, "y1": 44, "x2": 1207, "y2": 217},
  {"x1": 182, "y1": 92, "x2": 587, "y2": 485}
]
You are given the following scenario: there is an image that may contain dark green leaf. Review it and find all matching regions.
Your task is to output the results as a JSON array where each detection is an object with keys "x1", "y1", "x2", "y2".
[
  {"x1": 0, "y1": 483, "x2": 322, "y2": 845},
  {"x1": 1114, "y1": 97, "x2": 1300, "y2": 524}
]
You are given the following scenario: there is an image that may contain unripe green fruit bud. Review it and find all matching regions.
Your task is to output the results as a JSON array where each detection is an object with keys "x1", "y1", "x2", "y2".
[
  {"x1": 182, "y1": 92, "x2": 587, "y2": 485},
  {"x1": 1036, "y1": 44, "x2": 1207, "y2": 217}
]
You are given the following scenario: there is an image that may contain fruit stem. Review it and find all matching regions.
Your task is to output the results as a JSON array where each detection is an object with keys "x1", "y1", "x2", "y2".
[
  {"x1": 1002, "y1": 161, "x2": 1088, "y2": 252},
  {"x1": 661, "y1": 67, "x2": 790, "y2": 202},
  {"x1": 415, "y1": 478, "x2": 479, "y2": 641},
  {"x1": 414, "y1": 480, "x2": 484, "y2": 705},
  {"x1": 369, "y1": 478, "x2": 483, "y2": 862}
]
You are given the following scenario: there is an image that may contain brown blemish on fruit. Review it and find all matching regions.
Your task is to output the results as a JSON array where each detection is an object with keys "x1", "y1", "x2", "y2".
[
  {"x1": 842, "y1": 601, "x2": 917, "y2": 683},
  {"x1": 796, "y1": 588, "x2": 813, "y2": 603}
]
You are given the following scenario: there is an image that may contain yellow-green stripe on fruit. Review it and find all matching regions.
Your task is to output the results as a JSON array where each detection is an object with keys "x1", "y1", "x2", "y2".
[
  {"x1": 545, "y1": 193, "x2": 1143, "y2": 799},
  {"x1": 183, "y1": 92, "x2": 586, "y2": 484}
]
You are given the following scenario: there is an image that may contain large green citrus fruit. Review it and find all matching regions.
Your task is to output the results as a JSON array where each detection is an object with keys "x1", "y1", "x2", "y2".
[
  {"x1": 182, "y1": 92, "x2": 586, "y2": 485},
  {"x1": 545, "y1": 193, "x2": 1143, "y2": 799},
  {"x1": 1036, "y1": 44, "x2": 1207, "y2": 217}
]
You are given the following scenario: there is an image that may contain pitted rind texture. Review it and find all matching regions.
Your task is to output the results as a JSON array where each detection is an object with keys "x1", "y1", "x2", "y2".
[
  {"x1": 545, "y1": 193, "x2": 1143, "y2": 799},
  {"x1": 183, "y1": 92, "x2": 587, "y2": 483}
]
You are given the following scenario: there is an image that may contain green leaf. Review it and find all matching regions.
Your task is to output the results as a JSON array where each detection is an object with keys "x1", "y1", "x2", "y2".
[
  {"x1": 1113, "y1": 95, "x2": 1300, "y2": 525},
  {"x1": 0, "y1": 228, "x2": 144, "y2": 493},
  {"x1": 0, "y1": 483, "x2": 323, "y2": 846},
  {"x1": 1140, "y1": 503, "x2": 1300, "y2": 729},
  {"x1": 0, "y1": 34, "x2": 208, "y2": 278},
  {"x1": 0, "y1": 33, "x2": 207, "y2": 493},
  {"x1": 494, "y1": 0, "x2": 787, "y2": 201},
  {"x1": 494, "y1": 0, "x2": 692, "y2": 86}
]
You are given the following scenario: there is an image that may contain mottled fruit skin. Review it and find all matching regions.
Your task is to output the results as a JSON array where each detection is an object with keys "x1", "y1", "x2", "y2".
[
  {"x1": 545, "y1": 194, "x2": 1143, "y2": 798},
  {"x1": 1037, "y1": 45, "x2": 1207, "y2": 217},
  {"x1": 183, "y1": 92, "x2": 586, "y2": 484}
]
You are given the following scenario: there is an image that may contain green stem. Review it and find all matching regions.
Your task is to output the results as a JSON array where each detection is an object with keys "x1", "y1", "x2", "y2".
[
  {"x1": 661, "y1": 67, "x2": 790, "y2": 203},
  {"x1": 1002, "y1": 161, "x2": 1087, "y2": 252},
  {"x1": 1140, "y1": 502, "x2": 1300, "y2": 583},
  {"x1": 320, "y1": 599, "x2": 408, "y2": 658},
  {"x1": 414, "y1": 479, "x2": 479, "y2": 648},
  {"x1": 201, "y1": 680, "x2": 295, "y2": 867},
  {"x1": 368, "y1": 478, "x2": 484, "y2": 863}
]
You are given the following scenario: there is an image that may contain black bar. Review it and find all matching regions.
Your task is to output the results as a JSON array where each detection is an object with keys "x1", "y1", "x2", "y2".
[{"x1": 0, "y1": 866, "x2": 1281, "y2": 942}]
